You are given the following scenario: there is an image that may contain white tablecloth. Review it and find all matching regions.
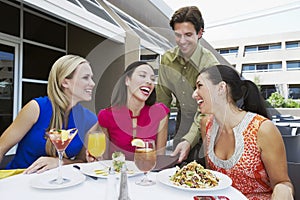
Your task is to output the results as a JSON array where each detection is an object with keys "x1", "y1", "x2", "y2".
[{"x1": 0, "y1": 164, "x2": 247, "y2": 200}]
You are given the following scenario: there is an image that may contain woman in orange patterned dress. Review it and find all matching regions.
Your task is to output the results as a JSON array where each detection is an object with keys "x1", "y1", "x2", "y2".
[{"x1": 193, "y1": 65, "x2": 294, "y2": 199}]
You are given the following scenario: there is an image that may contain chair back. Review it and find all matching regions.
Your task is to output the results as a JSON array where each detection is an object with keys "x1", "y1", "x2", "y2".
[
  {"x1": 276, "y1": 125, "x2": 292, "y2": 135},
  {"x1": 0, "y1": 154, "x2": 14, "y2": 169},
  {"x1": 288, "y1": 162, "x2": 300, "y2": 200},
  {"x1": 282, "y1": 134, "x2": 300, "y2": 162}
]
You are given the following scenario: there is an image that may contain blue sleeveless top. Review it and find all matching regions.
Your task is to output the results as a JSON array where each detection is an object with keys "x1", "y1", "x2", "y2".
[{"x1": 6, "y1": 96, "x2": 97, "y2": 169}]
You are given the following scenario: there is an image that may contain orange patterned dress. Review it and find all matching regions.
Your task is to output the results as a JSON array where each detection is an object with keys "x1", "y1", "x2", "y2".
[{"x1": 206, "y1": 112, "x2": 273, "y2": 200}]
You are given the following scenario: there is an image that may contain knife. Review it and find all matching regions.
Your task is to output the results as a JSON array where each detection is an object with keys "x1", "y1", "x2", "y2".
[{"x1": 73, "y1": 165, "x2": 98, "y2": 180}]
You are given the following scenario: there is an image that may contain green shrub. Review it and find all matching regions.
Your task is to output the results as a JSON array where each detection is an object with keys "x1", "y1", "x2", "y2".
[
  {"x1": 267, "y1": 92, "x2": 285, "y2": 108},
  {"x1": 266, "y1": 92, "x2": 300, "y2": 108},
  {"x1": 284, "y1": 98, "x2": 300, "y2": 108}
]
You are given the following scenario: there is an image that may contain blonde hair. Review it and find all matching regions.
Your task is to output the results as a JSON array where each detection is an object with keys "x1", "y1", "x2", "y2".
[{"x1": 45, "y1": 55, "x2": 88, "y2": 156}]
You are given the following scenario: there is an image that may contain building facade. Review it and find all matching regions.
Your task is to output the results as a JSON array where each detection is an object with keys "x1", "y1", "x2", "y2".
[{"x1": 213, "y1": 31, "x2": 300, "y2": 101}]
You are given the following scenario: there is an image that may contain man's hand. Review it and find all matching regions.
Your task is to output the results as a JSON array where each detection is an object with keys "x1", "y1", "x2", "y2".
[{"x1": 171, "y1": 140, "x2": 191, "y2": 163}]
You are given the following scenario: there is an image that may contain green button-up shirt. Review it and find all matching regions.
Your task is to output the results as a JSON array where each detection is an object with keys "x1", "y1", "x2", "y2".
[{"x1": 156, "y1": 41, "x2": 219, "y2": 147}]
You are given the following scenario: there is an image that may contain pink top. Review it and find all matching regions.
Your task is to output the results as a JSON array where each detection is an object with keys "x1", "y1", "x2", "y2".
[
  {"x1": 98, "y1": 103, "x2": 169, "y2": 160},
  {"x1": 206, "y1": 112, "x2": 272, "y2": 200}
]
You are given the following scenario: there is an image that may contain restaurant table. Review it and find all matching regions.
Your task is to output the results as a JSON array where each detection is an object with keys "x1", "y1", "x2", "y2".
[{"x1": 0, "y1": 163, "x2": 247, "y2": 200}]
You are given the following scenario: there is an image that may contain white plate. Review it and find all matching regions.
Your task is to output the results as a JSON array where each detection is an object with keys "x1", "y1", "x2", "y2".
[
  {"x1": 79, "y1": 160, "x2": 142, "y2": 178},
  {"x1": 30, "y1": 168, "x2": 86, "y2": 189},
  {"x1": 157, "y1": 168, "x2": 232, "y2": 192}
]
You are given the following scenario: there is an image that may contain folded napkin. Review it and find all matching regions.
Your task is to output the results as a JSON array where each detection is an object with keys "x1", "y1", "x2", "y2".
[{"x1": 0, "y1": 169, "x2": 26, "y2": 179}]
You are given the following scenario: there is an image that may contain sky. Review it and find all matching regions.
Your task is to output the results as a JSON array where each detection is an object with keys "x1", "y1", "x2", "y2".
[{"x1": 161, "y1": 0, "x2": 300, "y2": 42}]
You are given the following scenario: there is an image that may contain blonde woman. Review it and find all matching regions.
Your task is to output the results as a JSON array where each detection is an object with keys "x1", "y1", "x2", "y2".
[{"x1": 0, "y1": 55, "x2": 98, "y2": 173}]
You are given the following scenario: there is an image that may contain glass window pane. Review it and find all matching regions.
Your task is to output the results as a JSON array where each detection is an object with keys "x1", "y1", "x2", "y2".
[
  {"x1": 0, "y1": 1, "x2": 20, "y2": 37},
  {"x1": 22, "y1": 82, "x2": 47, "y2": 106},
  {"x1": 289, "y1": 85, "x2": 300, "y2": 99},
  {"x1": 269, "y1": 63, "x2": 282, "y2": 70},
  {"x1": 286, "y1": 41, "x2": 300, "y2": 49},
  {"x1": 287, "y1": 61, "x2": 300, "y2": 70},
  {"x1": 114, "y1": 10, "x2": 137, "y2": 27},
  {"x1": 229, "y1": 48, "x2": 238, "y2": 53},
  {"x1": 258, "y1": 45, "x2": 269, "y2": 51},
  {"x1": 0, "y1": 43, "x2": 14, "y2": 136},
  {"x1": 78, "y1": 0, "x2": 118, "y2": 26},
  {"x1": 242, "y1": 65, "x2": 255, "y2": 71},
  {"x1": 270, "y1": 44, "x2": 281, "y2": 50},
  {"x1": 245, "y1": 46, "x2": 257, "y2": 52},
  {"x1": 220, "y1": 49, "x2": 229, "y2": 54},
  {"x1": 24, "y1": 11, "x2": 66, "y2": 49},
  {"x1": 261, "y1": 85, "x2": 276, "y2": 99},
  {"x1": 23, "y1": 43, "x2": 65, "y2": 80},
  {"x1": 257, "y1": 64, "x2": 268, "y2": 71}
]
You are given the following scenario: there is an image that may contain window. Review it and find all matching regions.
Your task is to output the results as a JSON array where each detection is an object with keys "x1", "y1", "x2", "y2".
[
  {"x1": 269, "y1": 44, "x2": 281, "y2": 50},
  {"x1": 23, "y1": 43, "x2": 65, "y2": 80},
  {"x1": 286, "y1": 41, "x2": 300, "y2": 49},
  {"x1": 78, "y1": 0, "x2": 118, "y2": 26},
  {"x1": 217, "y1": 47, "x2": 238, "y2": 55},
  {"x1": 258, "y1": 45, "x2": 268, "y2": 51},
  {"x1": 245, "y1": 46, "x2": 257, "y2": 52},
  {"x1": 24, "y1": 11, "x2": 66, "y2": 49},
  {"x1": 261, "y1": 85, "x2": 276, "y2": 99},
  {"x1": 242, "y1": 64, "x2": 255, "y2": 72},
  {"x1": 0, "y1": 43, "x2": 15, "y2": 136},
  {"x1": 269, "y1": 63, "x2": 282, "y2": 70},
  {"x1": 244, "y1": 43, "x2": 281, "y2": 53},
  {"x1": 256, "y1": 64, "x2": 268, "y2": 72},
  {"x1": 242, "y1": 62, "x2": 282, "y2": 73},
  {"x1": 289, "y1": 85, "x2": 300, "y2": 99},
  {"x1": 287, "y1": 61, "x2": 300, "y2": 70},
  {"x1": 0, "y1": 1, "x2": 20, "y2": 37}
]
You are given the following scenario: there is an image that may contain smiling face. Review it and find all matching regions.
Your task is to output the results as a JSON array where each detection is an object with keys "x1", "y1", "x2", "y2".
[
  {"x1": 192, "y1": 73, "x2": 219, "y2": 114},
  {"x1": 125, "y1": 64, "x2": 155, "y2": 103},
  {"x1": 62, "y1": 62, "x2": 95, "y2": 105},
  {"x1": 174, "y1": 22, "x2": 203, "y2": 60}
]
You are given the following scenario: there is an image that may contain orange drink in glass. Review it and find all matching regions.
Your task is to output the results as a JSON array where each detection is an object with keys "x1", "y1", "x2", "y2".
[
  {"x1": 87, "y1": 131, "x2": 106, "y2": 159},
  {"x1": 134, "y1": 139, "x2": 156, "y2": 186}
]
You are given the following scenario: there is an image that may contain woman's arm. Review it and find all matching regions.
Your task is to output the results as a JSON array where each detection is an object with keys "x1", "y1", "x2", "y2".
[
  {"x1": 156, "y1": 115, "x2": 168, "y2": 155},
  {"x1": 25, "y1": 122, "x2": 100, "y2": 174},
  {"x1": 257, "y1": 120, "x2": 294, "y2": 199},
  {"x1": 0, "y1": 100, "x2": 39, "y2": 163},
  {"x1": 200, "y1": 115, "x2": 209, "y2": 168}
]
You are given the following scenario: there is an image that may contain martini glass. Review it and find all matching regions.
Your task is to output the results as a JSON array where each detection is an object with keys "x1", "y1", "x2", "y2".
[{"x1": 47, "y1": 128, "x2": 78, "y2": 184}]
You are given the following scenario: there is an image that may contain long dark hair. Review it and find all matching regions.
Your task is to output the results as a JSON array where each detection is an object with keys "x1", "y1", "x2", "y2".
[
  {"x1": 200, "y1": 65, "x2": 269, "y2": 118},
  {"x1": 111, "y1": 61, "x2": 156, "y2": 107}
]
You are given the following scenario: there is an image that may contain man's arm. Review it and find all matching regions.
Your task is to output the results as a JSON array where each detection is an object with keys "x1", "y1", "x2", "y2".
[
  {"x1": 172, "y1": 110, "x2": 202, "y2": 162},
  {"x1": 156, "y1": 57, "x2": 173, "y2": 107},
  {"x1": 182, "y1": 109, "x2": 202, "y2": 147}
]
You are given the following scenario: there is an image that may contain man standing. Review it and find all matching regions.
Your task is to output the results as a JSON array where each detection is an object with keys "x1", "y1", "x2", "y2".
[{"x1": 156, "y1": 6, "x2": 219, "y2": 162}]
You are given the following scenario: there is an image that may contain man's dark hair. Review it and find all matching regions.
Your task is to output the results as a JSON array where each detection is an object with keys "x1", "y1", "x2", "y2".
[{"x1": 169, "y1": 6, "x2": 204, "y2": 33}]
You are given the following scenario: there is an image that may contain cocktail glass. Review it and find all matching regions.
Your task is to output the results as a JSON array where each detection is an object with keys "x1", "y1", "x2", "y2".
[{"x1": 47, "y1": 128, "x2": 78, "y2": 184}]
